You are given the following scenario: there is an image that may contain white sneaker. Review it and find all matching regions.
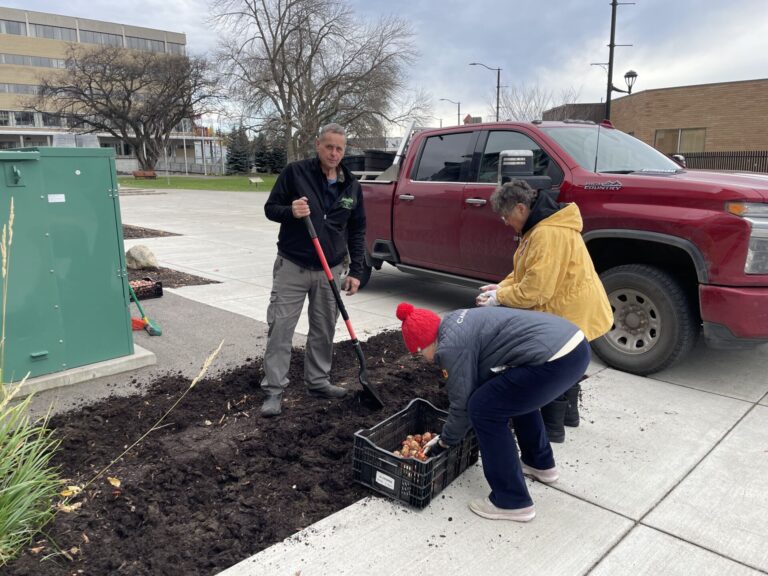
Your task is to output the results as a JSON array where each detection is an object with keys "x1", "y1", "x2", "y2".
[
  {"x1": 469, "y1": 497, "x2": 535, "y2": 522},
  {"x1": 521, "y1": 464, "x2": 559, "y2": 484}
]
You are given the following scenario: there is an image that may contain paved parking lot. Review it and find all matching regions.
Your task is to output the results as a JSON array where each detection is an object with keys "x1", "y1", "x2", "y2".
[{"x1": 121, "y1": 189, "x2": 768, "y2": 576}]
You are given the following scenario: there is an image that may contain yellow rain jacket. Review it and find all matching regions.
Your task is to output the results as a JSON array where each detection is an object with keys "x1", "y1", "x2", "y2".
[{"x1": 496, "y1": 202, "x2": 613, "y2": 341}]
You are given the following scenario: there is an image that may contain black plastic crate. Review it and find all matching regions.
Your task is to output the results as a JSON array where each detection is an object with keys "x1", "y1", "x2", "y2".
[
  {"x1": 352, "y1": 398, "x2": 479, "y2": 509},
  {"x1": 129, "y1": 277, "x2": 163, "y2": 301}
]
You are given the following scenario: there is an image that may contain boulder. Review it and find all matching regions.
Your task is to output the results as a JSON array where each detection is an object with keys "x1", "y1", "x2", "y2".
[{"x1": 126, "y1": 245, "x2": 159, "y2": 270}]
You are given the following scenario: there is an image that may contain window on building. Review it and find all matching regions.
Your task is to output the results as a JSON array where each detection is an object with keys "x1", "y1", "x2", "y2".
[
  {"x1": 0, "y1": 54, "x2": 66, "y2": 68},
  {"x1": 0, "y1": 20, "x2": 26, "y2": 36},
  {"x1": 30, "y1": 23, "x2": 77, "y2": 42},
  {"x1": 173, "y1": 119, "x2": 193, "y2": 133},
  {"x1": 80, "y1": 29, "x2": 123, "y2": 47},
  {"x1": 2, "y1": 53, "x2": 24, "y2": 65},
  {"x1": 654, "y1": 128, "x2": 706, "y2": 154},
  {"x1": 13, "y1": 112, "x2": 35, "y2": 127},
  {"x1": 42, "y1": 113, "x2": 63, "y2": 127},
  {"x1": 477, "y1": 130, "x2": 564, "y2": 185},
  {"x1": 413, "y1": 132, "x2": 474, "y2": 182},
  {"x1": 0, "y1": 83, "x2": 40, "y2": 95},
  {"x1": 126, "y1": 36, "x2": 165, "y2": 53},
  {"x1": 66, "y1": 115, "x2": 87, "y2": 129},
  {"x1": 30, "y1": 56, "x2": 66, "y2": 68},
  {"x1": 167, "y1": 42, "x2": 185, "y2": 55},
  {"x1": 679, "y1": 129, "x2": 706, "y2": 153},
  {"x1": 0, "y1": 111, "x2": 9, "y2": 126}
]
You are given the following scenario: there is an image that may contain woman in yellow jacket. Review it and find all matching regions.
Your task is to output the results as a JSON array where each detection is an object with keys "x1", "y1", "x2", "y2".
[{"x1": 476, "y1": 179, "x2": 613, "y2": 442}]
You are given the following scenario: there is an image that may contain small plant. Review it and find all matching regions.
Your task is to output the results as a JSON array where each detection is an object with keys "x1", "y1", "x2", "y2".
[
  {"x1": 0, "y1": 198, "x2": 61, "y2": 566},
  {"x1": 0, "y1": 386, "x2": 61, "y2": 565}
]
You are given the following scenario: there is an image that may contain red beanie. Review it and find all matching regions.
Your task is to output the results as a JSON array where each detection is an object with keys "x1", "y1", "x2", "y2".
[{"x1": 396, "y1": 302, "x2": 441, "y2": 353}]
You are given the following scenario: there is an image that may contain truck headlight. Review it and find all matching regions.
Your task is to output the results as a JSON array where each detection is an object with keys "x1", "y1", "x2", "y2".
[
  {"x1": 745, "y1": 236, "x2": 768, "y2": 274},
  {"x1": 727, "y1": 202, "x2": 768, "y2": 274}
]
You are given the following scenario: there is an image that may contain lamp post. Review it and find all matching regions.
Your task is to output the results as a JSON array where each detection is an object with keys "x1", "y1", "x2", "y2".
[
  {"x1": 605, "y1": 69, "x2": 638, "y2": 120},
  {"x1": 439, "y1": 98, "x2": 461, "y2": 126},
  {"x1": 469, "y1": 62, "x2": 501, "y2": 121},
  {"x1": 603, "y1": 0, "x2": 636, "y2": 120}
]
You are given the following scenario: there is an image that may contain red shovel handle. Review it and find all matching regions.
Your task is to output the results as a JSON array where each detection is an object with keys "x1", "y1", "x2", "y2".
[{"x1": 303, "y1": 216, "x2": 357, "y2": 340}]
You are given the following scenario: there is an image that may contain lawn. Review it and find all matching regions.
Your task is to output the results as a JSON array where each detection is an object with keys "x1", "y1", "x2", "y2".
[{"x1": 117, "y1": 174, "x2": 277, "y2": 192}]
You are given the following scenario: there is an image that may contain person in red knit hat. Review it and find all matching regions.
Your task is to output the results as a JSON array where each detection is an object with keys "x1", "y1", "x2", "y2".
[{"x1": 396, "y1": 301, "x2": 590, "y2": 522}]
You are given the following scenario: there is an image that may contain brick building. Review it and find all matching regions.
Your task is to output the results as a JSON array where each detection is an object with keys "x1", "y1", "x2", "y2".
[
  {"x1": 611, "y1": 78, "x2": 768, "y2": 154},
  {"x1": 544, "y1": 78, "x2": 768, "y2": 155}
]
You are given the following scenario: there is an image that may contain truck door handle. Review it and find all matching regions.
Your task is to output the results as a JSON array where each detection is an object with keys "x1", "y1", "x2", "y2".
[
  {"x1": 399, "y1": 194, "x2": 415, "y2": 201},
  {"x1": 465, "y1": 198, "x2": 487, "y2": 206}
]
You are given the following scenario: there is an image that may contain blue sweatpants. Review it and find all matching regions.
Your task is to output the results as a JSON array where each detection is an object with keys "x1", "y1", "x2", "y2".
[{"x1": 467, "y1": 339, "x2": 591, "y2": 509}]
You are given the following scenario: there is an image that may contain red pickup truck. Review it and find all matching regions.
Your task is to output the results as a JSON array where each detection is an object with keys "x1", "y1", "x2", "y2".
[{"x1": 358, "y1": 120, "x2": 768, "y2": 375}]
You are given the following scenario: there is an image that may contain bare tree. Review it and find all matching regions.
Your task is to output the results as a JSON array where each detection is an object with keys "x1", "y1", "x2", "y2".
[
  {"x1": 31, "y1": 45, "x2": 219, "y2": 170},
  {"x1": 498, "y1": 84, "x2": 581, "y2": 122},
  {"x1": 212, "y1": 0, "x2": 430, "y2": 162}
]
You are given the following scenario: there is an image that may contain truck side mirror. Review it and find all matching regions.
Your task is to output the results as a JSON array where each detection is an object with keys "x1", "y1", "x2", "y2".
[
  {"x1": 499, "y1": 149, "x2": 534, "y2": 184},
  {"x1": 498, "y1": 149, "x2": 552, "y2": 190},
  {"x1": 671, "y1": 154, "x2": 686, "y2": 168}
]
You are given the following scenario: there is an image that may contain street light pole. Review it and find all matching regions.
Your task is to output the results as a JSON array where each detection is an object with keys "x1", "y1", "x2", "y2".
[
  {"x1": 470, "y1": 62, "x2": 502, "y2": 121},
  {"x1": 439, "y1": 98, "x2": 461, "y2": 126},
  {"x1": 604, "y1": 0, "x2": 635, "y2": 120}
]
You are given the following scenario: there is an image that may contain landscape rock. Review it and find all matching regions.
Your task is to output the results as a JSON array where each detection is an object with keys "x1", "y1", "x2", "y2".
[{"x1": 126, "y1": 245, "x2": 159, "y2": 270}]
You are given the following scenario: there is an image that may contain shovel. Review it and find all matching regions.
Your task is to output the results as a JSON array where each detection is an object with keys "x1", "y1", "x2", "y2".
[
  {"x1": 303, "y1": 216, "x2": 384, "y2": 409},
  {"x1": 128, "y1": 283, "x2": 162, "y2": 336}
]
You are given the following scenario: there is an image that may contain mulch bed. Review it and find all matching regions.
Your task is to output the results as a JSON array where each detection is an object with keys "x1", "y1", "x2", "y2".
[
  {"x1": 5, "y1": 331, "x2": 447, "y2": 576},
  {"x1": 127, "y1": 267, "x2": 218, "y2": 290},
  {"x1": 123, "y1": 224, "x2": 218, "y2": 289},
  {"x1": 122, "y1": 225, "x2": 179, "y2": 239}
]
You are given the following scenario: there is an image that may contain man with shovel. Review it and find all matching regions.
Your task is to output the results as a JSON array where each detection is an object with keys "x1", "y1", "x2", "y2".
[{"x1": 260, "y1": 123, "x2": 367, "y2": 417}]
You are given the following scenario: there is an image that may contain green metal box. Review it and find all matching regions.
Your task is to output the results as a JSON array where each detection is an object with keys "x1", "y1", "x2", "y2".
[{"x1": 0, "y1": 147, "x2": 133, "y2": 383}]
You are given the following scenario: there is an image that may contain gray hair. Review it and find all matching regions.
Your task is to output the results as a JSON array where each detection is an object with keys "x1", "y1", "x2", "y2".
[
  {"x1": 318, "y1": 123, "x2": 346, "y2": 139},
  {"x1": 490, "y1": 179, "x2": 538, "y2": 216}
]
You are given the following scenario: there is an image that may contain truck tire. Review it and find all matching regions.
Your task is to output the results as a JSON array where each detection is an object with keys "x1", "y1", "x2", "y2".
[
  {"x1": 357, "y1": 262, "x2": 373, "y2": 290},
  {"x1": 591, "y1": 264, "x2": 698, "y2": 375}
]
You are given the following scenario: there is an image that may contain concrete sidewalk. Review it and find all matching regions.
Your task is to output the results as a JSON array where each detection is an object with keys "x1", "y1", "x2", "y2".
[{"x1": 119, "y1": 189, "x2": 768, "y2": 576}]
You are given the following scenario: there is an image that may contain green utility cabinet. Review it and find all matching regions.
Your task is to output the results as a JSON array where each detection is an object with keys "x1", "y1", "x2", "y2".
[{"x1": 0, "y1": 147, "x2": 133, "y2": 382}]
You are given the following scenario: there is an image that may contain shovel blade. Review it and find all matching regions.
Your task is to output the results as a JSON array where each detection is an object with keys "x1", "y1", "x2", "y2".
[{"x1": 353, "y1": 342, "x2": 384, "y2": 409}]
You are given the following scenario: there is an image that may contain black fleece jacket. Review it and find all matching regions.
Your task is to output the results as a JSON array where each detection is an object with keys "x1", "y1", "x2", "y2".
[{"x1": 264, "y1": 157, "x2": 367, "y2": 278}]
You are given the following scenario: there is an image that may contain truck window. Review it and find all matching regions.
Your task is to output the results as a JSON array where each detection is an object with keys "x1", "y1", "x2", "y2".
[
  {"x1": 413, "y1": 132, "x2": 474, "y2": 182},
  {"x1": 541, "y1": 126, "x2": 682, "y2": 173},
  {"x1": 477, "y1": 130, "x2": 564, "y2": 185}
]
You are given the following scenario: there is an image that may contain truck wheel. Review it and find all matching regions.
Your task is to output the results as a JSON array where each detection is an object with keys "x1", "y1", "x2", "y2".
[
  {"x1": 357, "y1": 263, "x2": 373, "y2": 290},
  {"x1": 591, "y1": 264, "x2": 698, "y2": 375}
]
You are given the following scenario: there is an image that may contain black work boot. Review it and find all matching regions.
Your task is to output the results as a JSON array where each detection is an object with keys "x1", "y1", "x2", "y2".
[
  {"x1": 564, "y1": 383, "x2": 581, "y2": 427},
  {"x1": 260, "y1": 393, "x2": 283, "y2": 417},
  {"x1": 541, "y1": 397, "x2": 568, "y2": 443}
]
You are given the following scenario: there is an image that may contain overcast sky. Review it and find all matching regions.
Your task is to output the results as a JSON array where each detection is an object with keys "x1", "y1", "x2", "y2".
[{"x1": 9, "y1": 0, "x2": 768, "y2": 130}]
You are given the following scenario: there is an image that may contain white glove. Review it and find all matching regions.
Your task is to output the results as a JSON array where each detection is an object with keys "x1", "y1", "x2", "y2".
[
  {"x1": 423, "y1": 434, "x2": 441, "y2": 454},
  {"x1": 476, "y1": 290, "x2": 499, "y2": 307},
  {"x1": 479, "y1": 284, "x2": 499, "y2": 292}
]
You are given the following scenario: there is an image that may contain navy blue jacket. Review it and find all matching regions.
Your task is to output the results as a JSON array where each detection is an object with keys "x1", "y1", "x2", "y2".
[
  {"x1": 435, "y1": 307, "x2": 581, "y2": 445},
  {"x1": 264, "y1": 157, "x2": 366, "y2": 278}
]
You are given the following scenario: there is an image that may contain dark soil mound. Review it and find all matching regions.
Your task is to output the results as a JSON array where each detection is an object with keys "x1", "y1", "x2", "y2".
[
  {"x1": 5, "y1": 331, "x2": 447, "y2": 576},
  {"x1": 127, "y1": 267, "x2": 218, "y2": 289},
  {"x1": 123, "y1": 225, "x2": 179, "y2": 239}
]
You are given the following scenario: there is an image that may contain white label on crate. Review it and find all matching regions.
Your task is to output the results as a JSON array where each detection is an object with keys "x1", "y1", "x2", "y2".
[
  {"x1": 375, "y1": 471, "x2": 395, "y2": 491},
  {"x1": 47, "y1": 194, "x2": 66, "y2": 203}
]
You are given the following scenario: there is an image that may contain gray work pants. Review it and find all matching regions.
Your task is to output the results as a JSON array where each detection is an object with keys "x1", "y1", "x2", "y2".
[{"x1": 260, "y1": 255, "x2": 342, "y2": 395}]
